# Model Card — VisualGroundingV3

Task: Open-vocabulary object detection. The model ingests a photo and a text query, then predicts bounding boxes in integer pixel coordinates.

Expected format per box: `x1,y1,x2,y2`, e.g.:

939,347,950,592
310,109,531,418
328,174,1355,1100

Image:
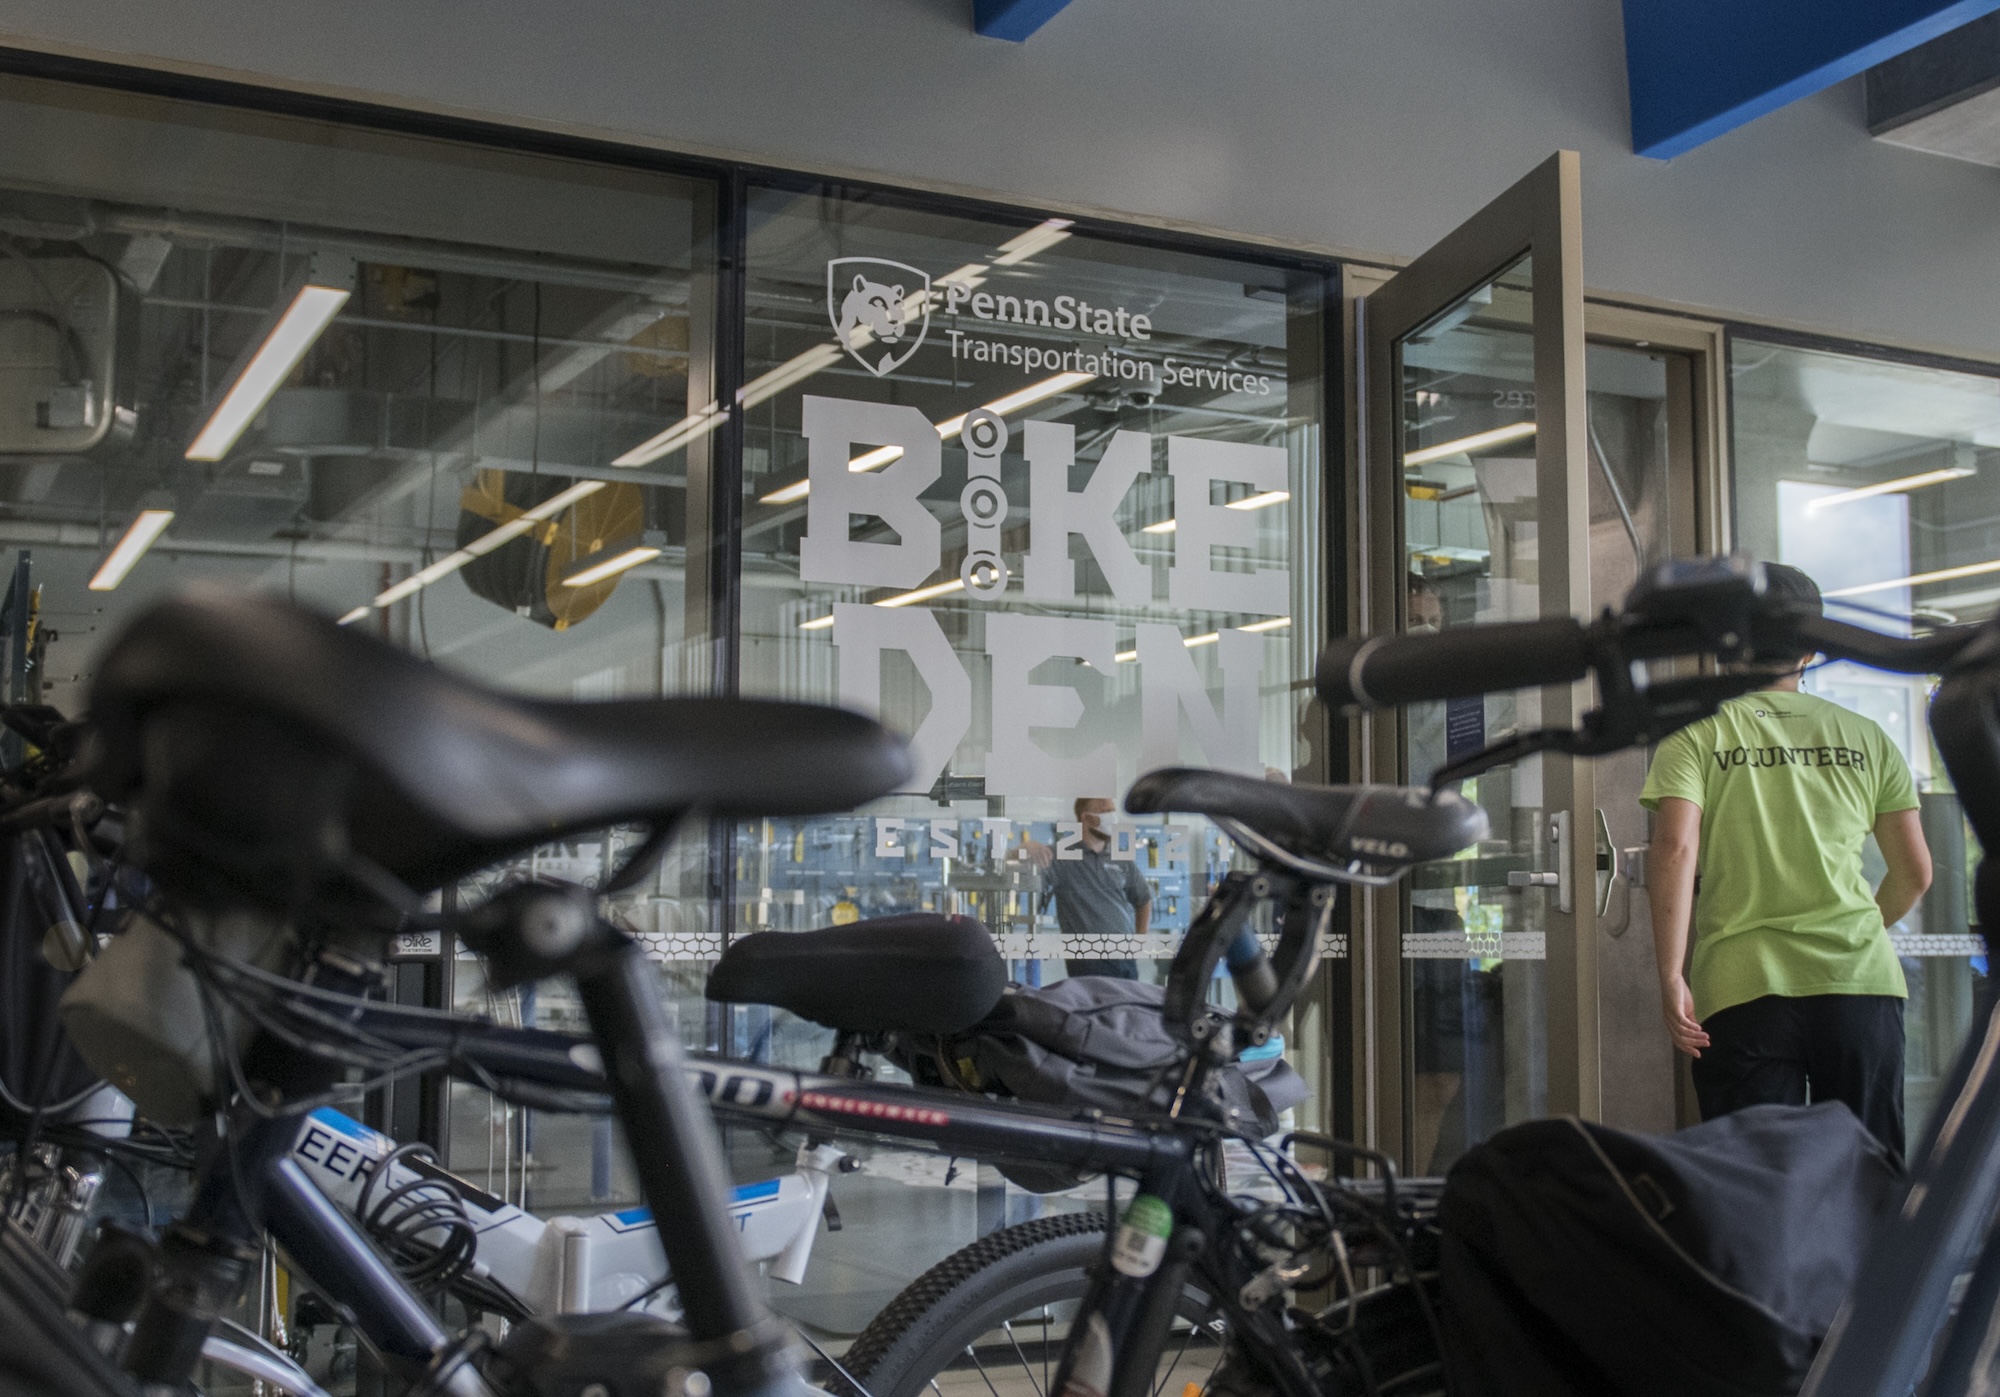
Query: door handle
1595,807,1617,920
1551,810,1573,914
1509,811,1576,912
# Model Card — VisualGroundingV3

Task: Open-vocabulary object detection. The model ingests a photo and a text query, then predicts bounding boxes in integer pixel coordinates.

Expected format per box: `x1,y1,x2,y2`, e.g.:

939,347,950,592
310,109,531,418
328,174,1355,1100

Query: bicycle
34,555,1985,1397
1315,553,2000,1396
22,590,1481,1397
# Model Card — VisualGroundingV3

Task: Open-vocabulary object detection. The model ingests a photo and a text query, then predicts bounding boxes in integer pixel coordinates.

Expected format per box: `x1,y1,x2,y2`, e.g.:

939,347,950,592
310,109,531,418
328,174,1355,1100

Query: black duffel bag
1439,1101,1897,1397
894,975,1309,1191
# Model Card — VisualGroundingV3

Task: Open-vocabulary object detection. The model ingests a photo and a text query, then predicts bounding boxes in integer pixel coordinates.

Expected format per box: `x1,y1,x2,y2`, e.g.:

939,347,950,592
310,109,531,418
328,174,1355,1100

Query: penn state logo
827,257,931,377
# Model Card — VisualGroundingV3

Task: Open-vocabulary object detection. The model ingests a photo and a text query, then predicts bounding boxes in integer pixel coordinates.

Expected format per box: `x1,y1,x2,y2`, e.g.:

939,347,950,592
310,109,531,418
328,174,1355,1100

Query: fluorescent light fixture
774,371,1099,501
1116,617,1290,661
992,219,1075,266
876,578,965,608
902,264,989,322
563,545,661,589
1805,466,1975,512
742,344,844,412
611,401,731,468
850,445,905,473
1826,559,2000,599
1226,490,1290,511
983,371,1095,416
1404,421,1536,467
1142,492,1286,535
760,478,812,505
614,224,1069,470
342,480,606,622
795,578,969,628
88,510,174,591
186,285,350,462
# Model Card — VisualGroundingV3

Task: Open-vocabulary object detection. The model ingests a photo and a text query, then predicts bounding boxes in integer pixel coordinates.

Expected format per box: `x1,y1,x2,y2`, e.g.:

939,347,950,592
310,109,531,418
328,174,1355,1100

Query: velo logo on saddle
828,258,931,377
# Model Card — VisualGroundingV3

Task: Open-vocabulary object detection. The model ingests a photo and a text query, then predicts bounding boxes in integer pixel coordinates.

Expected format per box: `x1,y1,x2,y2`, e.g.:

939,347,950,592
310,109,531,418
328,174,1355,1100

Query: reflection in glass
1399,258,1547,1173
734,185,1327,981
0,74,718,1215
1732,338,1995,1152
719,186,1331,1320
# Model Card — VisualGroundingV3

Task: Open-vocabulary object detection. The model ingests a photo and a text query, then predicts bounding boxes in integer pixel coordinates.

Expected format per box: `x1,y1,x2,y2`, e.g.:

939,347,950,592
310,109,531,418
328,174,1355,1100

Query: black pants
1691,993,1905,1165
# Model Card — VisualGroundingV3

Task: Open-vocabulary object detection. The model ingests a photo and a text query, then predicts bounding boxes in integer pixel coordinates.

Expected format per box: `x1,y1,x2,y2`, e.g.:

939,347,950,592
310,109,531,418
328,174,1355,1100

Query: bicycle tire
831,1210,1443,1397
832,1210,1211,1397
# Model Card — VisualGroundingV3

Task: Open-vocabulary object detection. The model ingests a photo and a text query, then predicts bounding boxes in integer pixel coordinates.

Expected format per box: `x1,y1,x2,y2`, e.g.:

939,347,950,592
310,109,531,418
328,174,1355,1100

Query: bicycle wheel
830,1211,1225,1397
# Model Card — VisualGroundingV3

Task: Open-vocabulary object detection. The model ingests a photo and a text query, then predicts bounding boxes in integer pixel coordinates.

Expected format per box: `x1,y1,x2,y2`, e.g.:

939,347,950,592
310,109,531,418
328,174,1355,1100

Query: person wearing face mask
1025,796,1154,979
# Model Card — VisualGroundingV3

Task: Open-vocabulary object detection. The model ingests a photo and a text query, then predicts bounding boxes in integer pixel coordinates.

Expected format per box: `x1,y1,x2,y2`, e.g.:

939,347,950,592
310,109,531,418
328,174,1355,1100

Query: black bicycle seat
87,591,912,895
1125,767,1487,868
705,913,1006,1035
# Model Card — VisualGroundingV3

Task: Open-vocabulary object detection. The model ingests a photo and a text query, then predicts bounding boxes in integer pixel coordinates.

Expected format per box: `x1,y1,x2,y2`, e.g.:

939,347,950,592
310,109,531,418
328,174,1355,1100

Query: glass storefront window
0,73,718,1210
718,184,1333,1295
1731,336,1993,1153
0,70,1341,1327
733,183,1329,986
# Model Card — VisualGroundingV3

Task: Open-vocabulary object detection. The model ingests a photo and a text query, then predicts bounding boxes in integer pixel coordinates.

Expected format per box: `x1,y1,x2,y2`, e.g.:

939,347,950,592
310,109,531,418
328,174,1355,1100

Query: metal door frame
1352,151,1591,1165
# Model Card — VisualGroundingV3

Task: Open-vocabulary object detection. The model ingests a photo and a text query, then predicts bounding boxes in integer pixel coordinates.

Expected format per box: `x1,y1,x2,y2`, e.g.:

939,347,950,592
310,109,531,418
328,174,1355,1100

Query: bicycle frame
109,837,1340,1397
121,988,1280,1392
1801,629,2000,1397
288,1105,842,1306
273,990,1319,1397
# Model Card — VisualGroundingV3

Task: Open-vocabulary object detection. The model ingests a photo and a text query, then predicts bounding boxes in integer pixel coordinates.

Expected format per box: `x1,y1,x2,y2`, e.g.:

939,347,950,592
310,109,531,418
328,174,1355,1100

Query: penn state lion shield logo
827,257,930,377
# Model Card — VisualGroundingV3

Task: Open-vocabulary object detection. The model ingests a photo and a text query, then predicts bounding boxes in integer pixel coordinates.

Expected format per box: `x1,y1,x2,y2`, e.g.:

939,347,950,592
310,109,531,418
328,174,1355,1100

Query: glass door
1360,153,1593,1171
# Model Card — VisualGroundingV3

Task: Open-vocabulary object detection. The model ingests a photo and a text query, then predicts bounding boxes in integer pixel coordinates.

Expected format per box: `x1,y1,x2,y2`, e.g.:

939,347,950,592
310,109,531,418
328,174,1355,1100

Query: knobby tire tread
833,1210,1109,1397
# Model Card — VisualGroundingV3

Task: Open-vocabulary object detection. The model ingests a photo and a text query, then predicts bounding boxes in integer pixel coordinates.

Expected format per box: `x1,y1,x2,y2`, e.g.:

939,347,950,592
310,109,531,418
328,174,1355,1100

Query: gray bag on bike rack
917,977,1309,1190
1439,1102,1897,1397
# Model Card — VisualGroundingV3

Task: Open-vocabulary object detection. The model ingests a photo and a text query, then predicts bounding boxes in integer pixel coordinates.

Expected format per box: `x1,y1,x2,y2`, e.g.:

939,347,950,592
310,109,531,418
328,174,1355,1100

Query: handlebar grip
1316,617,1592,709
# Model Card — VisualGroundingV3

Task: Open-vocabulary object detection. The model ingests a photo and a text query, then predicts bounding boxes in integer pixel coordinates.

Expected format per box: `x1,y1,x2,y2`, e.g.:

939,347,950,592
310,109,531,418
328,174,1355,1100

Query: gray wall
2,0,1996,356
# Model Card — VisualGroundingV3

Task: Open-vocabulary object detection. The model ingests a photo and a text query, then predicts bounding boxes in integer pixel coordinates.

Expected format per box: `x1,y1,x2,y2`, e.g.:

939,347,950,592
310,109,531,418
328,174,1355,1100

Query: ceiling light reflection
1403,421,1536,467
1805,466,1975,512
186,285,350,462
88,510,175,591
563,545,662,588
1826,559,2000,599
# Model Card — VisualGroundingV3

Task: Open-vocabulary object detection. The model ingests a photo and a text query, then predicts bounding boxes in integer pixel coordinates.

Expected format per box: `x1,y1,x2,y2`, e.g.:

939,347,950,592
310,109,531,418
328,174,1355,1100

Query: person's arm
1874,807,1933,930
1647,796,1710,1058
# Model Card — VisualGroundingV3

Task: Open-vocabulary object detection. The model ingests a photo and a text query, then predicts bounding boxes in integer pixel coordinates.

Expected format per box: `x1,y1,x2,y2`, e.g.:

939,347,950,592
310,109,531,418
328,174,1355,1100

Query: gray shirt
1043,843,1152,935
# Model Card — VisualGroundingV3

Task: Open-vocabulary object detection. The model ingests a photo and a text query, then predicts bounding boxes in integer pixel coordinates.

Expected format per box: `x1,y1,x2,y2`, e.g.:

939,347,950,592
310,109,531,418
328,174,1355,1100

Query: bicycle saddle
87,591,912,897
1125,767,1487,868
705,914,1006,1035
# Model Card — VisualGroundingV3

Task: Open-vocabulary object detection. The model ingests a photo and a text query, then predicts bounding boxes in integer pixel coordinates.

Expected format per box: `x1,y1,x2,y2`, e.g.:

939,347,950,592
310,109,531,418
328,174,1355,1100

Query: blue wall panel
974,0,1074,42
1624,0,2000,158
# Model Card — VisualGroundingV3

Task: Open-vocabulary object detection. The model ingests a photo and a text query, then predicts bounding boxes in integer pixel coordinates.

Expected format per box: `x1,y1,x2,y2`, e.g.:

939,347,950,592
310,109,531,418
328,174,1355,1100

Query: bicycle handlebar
1318,566,1982,715
1316,617,1591,709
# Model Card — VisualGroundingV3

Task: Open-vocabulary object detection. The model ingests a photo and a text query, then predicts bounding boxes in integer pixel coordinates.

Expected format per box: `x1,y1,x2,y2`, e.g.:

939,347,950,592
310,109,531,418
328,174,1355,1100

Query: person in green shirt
1640,564,1932,1163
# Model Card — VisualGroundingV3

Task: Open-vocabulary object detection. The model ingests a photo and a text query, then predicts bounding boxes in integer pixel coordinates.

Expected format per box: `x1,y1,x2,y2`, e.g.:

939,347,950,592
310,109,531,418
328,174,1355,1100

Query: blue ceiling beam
974,0,1073,42
1624,0,2000,158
